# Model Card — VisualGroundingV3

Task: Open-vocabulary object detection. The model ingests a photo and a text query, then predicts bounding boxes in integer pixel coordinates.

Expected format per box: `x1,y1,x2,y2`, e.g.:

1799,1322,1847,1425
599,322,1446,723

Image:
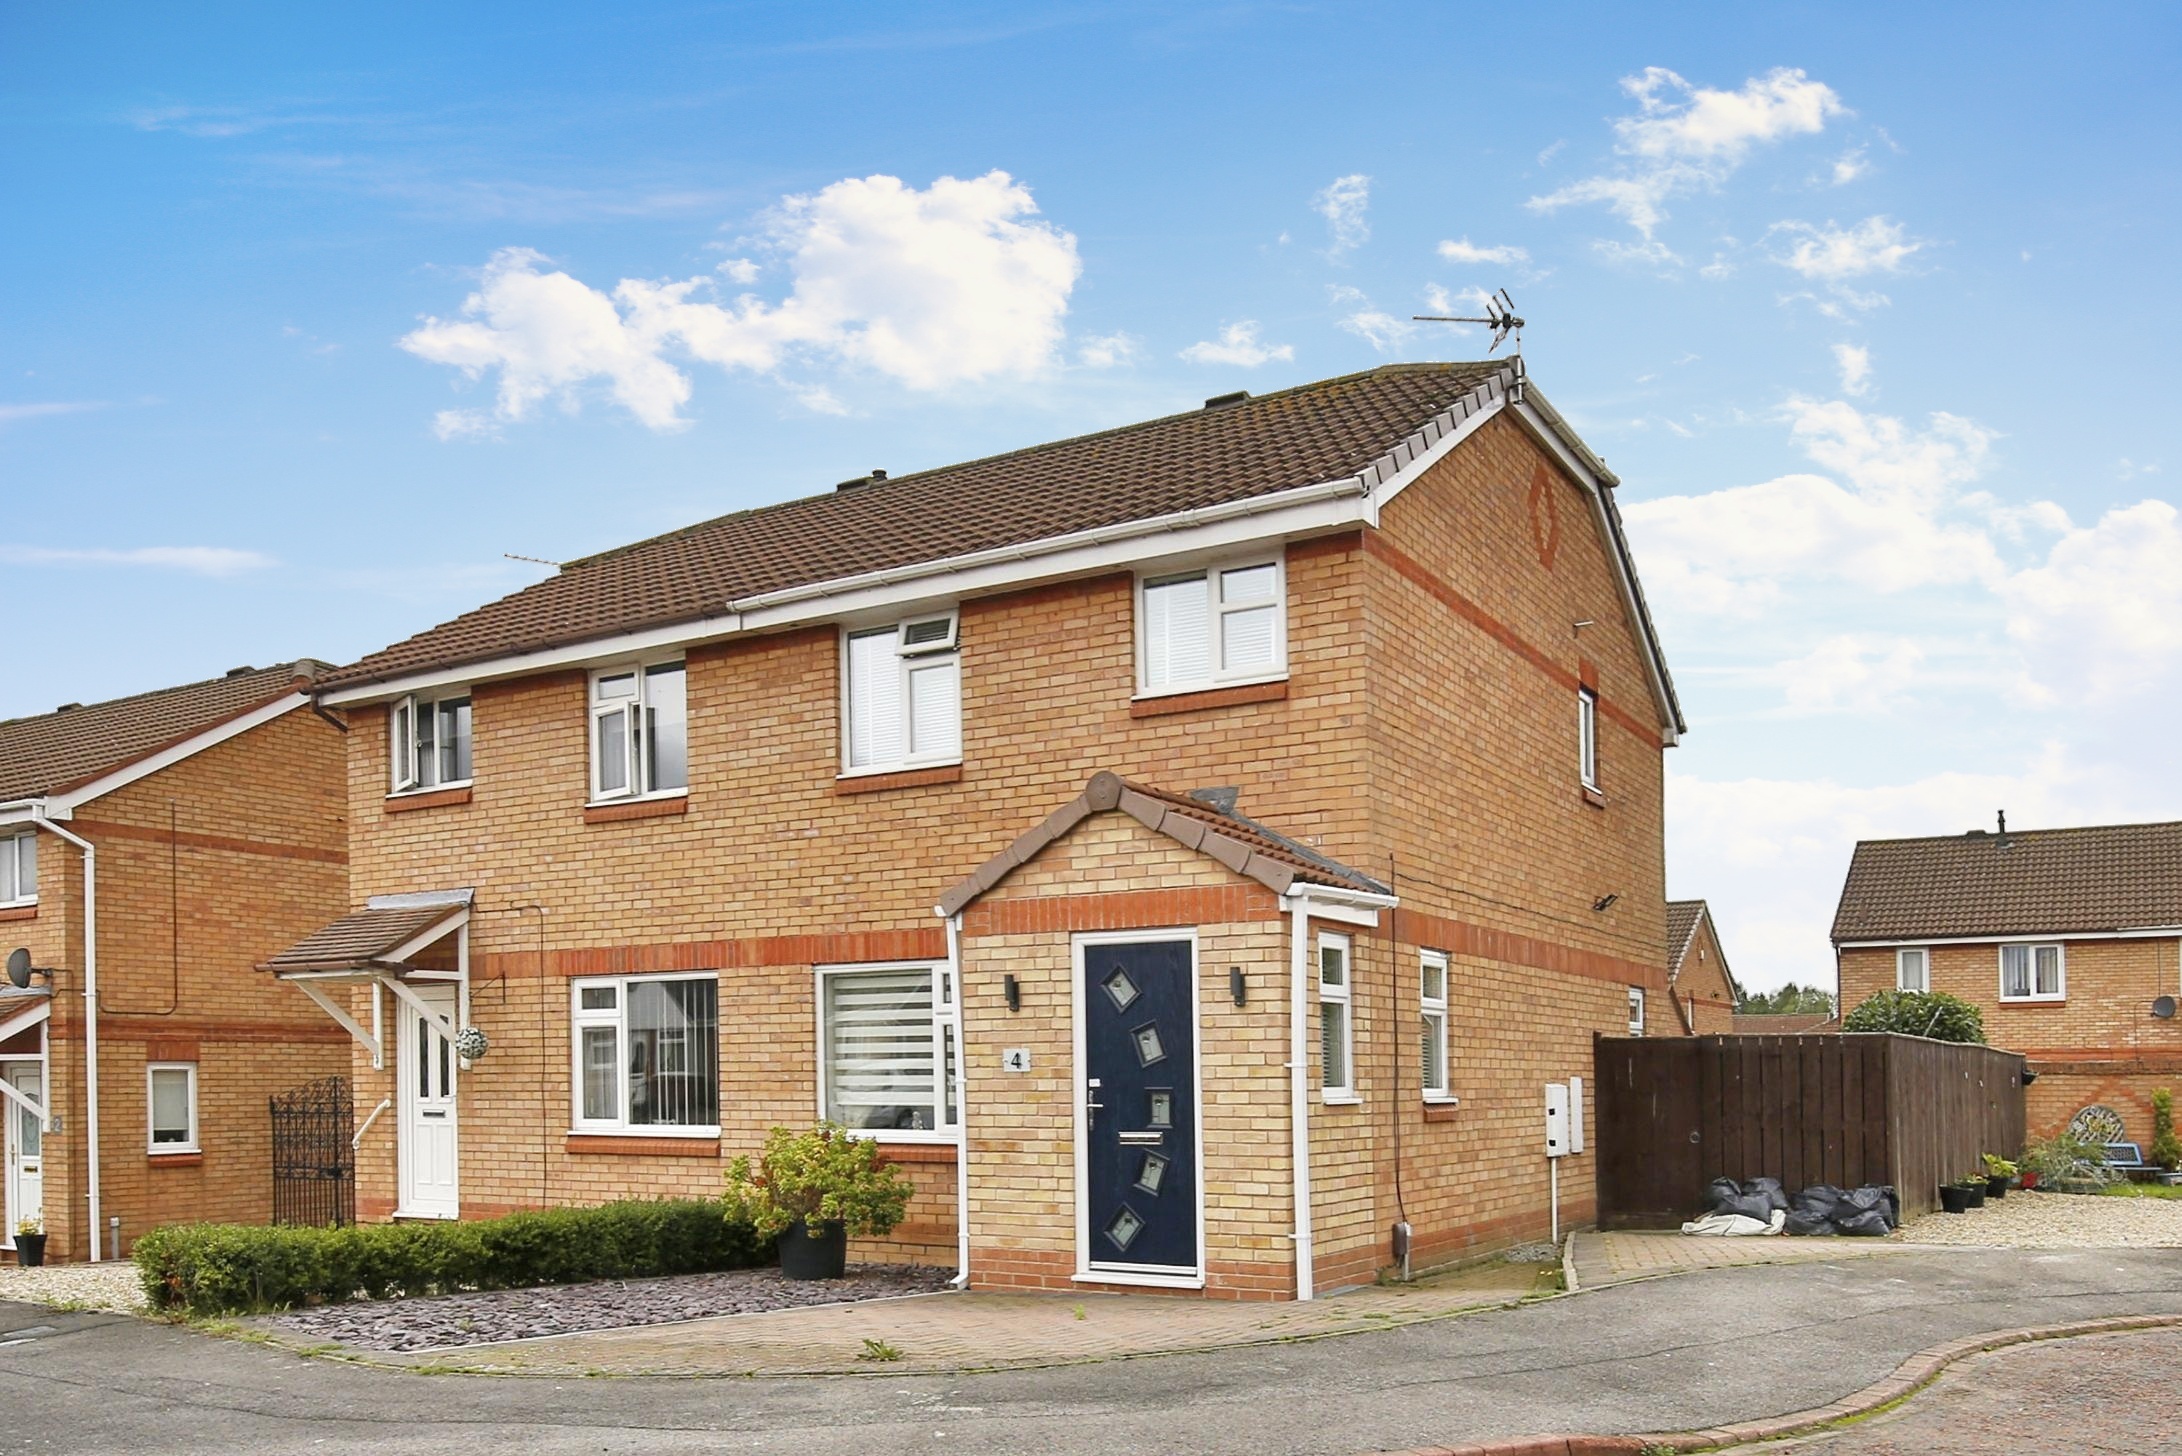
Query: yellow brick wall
1674,917,1738,1036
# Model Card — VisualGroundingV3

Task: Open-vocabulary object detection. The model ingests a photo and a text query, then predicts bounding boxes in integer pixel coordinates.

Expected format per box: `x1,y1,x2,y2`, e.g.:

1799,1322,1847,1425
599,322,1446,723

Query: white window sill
148,1145,200,1156
567,1126,721,1139
387,781,473,799
1320,1092,1362,1106
1074,1268,1205,1290
1422,1094,1459,1107
1131,671,1288,703
836,759,963,781
393,1208,460,1221
835,1126,961,1145
0,899,33,910
1999,995,2065,1005
584,790,689,810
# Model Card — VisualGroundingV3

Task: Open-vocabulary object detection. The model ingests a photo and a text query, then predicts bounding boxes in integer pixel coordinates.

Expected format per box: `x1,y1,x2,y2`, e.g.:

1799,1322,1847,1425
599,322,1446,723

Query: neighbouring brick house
1833,818,2182,1144
0,664,349,1263
1664,899,1737,1035
273,360,1685,1298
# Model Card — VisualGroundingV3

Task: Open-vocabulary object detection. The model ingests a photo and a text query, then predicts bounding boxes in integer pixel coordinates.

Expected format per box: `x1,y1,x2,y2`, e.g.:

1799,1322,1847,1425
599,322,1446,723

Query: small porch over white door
397,984,458,1219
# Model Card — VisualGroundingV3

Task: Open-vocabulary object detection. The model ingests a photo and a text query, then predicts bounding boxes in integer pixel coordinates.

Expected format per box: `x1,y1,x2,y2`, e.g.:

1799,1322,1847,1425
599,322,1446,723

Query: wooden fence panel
1594,1033,2028,1229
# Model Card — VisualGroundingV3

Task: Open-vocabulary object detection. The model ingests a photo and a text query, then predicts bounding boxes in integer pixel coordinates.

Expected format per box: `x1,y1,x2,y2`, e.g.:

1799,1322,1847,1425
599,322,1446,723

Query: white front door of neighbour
397,986,459,1218
4,1065,43,1248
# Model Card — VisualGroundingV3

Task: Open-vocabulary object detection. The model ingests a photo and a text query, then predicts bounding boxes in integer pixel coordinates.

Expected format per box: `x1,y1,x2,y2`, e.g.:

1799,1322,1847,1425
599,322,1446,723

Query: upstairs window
1420,950,1451,1101
1138,558,1285,696
570,973,719,1132
0,831,34,906
818,964,959,1139
591,661,687,801
390,693,472,793
1896,947,1929,993
2000,943,2064,1002
1578,688,1600,791
843,613,961,773
1318,931,1355,1100
1627,985,1646,1036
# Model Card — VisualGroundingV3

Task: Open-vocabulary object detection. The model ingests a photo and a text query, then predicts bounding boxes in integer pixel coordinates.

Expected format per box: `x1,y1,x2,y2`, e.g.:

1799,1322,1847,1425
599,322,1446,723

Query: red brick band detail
145,1037,200,1062
147,1152,203,1168
383,786,472,813
66,818,348,866
874,1143,959,1165
1422,1102,1462,1124
479,927,951,980
0,906,34,923
583,795,689,824
963,884,1283,937
1580,786,1607,810
564,1135,720,1157
833,764,964,796
1130,680,1290,718
1396,908,1668,992
1365,535,1663,749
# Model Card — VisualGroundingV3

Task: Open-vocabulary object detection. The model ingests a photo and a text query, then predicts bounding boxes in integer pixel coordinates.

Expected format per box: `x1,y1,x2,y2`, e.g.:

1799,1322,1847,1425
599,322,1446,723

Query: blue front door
1082,938,1198,1274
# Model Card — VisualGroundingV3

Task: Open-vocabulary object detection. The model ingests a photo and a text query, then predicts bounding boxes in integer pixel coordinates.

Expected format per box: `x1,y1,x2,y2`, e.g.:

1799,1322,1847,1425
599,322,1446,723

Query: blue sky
5,3,2179,987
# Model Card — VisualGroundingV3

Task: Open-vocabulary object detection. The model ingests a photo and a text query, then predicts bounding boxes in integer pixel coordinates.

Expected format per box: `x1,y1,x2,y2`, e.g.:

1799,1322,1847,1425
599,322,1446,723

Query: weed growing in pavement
858,1337,903,1362
1071,1303,1086,1321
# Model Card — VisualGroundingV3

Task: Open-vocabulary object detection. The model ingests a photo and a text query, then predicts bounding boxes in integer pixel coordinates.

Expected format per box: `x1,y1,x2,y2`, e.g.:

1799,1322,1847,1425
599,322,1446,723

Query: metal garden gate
270,1075,355,1227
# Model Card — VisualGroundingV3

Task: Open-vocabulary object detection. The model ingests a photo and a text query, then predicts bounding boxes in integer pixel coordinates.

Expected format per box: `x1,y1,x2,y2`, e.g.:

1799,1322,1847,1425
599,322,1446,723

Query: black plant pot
1939,1185,1972,1214
14,1233,46,1267
778,1218,848,1280
1961,1183,1986,1209
1986,1176,2009,1199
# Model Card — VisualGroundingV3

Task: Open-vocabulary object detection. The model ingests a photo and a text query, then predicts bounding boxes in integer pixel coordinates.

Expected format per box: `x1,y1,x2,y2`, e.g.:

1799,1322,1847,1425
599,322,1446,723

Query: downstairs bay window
570,973,719,1133
818,964,959,1139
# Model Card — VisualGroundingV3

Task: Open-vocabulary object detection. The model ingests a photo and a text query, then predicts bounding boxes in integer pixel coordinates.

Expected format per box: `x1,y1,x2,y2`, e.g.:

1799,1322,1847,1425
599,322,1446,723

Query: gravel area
0,1260,149,1313
260,1263,953,1352
1899,1188,2182,1247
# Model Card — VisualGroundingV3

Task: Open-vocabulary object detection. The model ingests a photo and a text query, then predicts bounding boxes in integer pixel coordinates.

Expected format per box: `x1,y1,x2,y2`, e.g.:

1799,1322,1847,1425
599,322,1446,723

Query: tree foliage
2152,1088,2181,1172
1841,989,1986,1044
724,1122,914,1241
1736,982,1836,1016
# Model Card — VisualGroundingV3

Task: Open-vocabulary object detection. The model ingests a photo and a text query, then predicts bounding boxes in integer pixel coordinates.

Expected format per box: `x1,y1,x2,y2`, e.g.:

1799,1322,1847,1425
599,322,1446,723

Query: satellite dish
5,948,30,989
2154,995,2177,1020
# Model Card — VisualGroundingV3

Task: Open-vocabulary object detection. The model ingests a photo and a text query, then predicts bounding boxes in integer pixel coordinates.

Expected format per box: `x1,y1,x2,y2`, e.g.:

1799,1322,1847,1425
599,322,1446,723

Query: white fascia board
41,692,310,818
0,800,45,827
322,480,1373,706
1354,371,1514,526
1838,927,2182,950
382,910,469,965
365,888,476,911
1280,885,1399,928
1508,398,1682,747
0,998,51,1047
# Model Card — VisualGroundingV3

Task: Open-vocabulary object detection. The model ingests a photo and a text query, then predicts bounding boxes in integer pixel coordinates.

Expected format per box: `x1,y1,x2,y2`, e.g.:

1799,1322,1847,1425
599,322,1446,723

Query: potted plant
1938,1179,1975,1214
13,1217,46,1267
724,1122,913,1281
2151,1089,2181,1176
1982,1154,2017,1199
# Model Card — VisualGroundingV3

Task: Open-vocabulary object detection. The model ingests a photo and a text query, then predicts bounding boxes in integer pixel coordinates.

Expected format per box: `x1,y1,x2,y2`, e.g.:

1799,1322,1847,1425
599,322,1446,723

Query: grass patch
857,1337,903,1362
2101,1182,2182,1198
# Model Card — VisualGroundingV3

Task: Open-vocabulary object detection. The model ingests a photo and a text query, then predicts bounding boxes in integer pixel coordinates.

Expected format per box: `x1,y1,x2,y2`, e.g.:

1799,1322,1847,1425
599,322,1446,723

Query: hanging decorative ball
453,1025,490,1061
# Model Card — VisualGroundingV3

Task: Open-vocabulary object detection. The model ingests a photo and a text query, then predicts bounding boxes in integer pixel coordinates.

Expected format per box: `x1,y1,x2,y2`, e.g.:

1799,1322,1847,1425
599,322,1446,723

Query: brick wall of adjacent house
1839,938,2182,1142
1673,918,1738,1035
10,705,348,1262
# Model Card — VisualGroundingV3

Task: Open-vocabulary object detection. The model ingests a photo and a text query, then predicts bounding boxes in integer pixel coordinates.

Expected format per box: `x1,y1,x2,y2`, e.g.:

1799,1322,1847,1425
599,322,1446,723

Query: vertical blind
825,970,942,1131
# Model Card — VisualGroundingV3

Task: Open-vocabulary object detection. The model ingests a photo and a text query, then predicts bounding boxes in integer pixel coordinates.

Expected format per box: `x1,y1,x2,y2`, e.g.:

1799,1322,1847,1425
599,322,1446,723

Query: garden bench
2100,1142,2167,1182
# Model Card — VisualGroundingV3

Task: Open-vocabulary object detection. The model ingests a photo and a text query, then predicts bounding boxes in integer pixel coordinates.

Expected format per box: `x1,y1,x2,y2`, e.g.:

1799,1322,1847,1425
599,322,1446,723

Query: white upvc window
1627,985,1646,1036
390,692,473,793
1578,688,1600,791
569,973,719,1133
842,612,961,774
1318,931,1355,1100
147,1063,198,1154
1137,556,1286,696
0,831,35,906
1420,949,1451,1102
2000,943,2064,1002
1896,947,1930,993
817,964,959,1141
589,660,687,802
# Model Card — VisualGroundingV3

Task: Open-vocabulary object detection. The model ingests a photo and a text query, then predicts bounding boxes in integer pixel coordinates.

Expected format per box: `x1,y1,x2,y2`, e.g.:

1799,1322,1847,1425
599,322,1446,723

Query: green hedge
135,1199,764,1316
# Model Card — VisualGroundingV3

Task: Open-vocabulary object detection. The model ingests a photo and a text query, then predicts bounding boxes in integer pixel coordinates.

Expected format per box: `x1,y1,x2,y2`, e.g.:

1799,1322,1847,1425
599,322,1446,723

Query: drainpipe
944,911,970,1289
1287,896,1315,1301
32,811,99,1262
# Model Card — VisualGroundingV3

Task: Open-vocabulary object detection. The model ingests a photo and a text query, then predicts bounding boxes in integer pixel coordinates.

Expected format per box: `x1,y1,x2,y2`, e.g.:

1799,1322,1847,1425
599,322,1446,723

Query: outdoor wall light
1592,893,1620,913
1230,967,1247,1006
1003,974,1021,1012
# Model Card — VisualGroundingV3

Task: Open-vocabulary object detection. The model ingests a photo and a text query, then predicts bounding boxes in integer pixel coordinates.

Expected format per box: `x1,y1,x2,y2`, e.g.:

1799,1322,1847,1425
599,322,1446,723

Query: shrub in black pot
14,1221,46,1267
725,1122,914,1281
1939,1184,1973,1214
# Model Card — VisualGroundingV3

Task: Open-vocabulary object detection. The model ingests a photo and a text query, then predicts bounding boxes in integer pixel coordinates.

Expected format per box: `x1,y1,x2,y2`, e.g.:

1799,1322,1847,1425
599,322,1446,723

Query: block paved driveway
5,1248,2182,1456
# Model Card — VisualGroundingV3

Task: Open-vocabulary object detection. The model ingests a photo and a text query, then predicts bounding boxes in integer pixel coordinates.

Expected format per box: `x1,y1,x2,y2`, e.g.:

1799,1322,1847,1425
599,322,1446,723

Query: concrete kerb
1372,1313,2182,1456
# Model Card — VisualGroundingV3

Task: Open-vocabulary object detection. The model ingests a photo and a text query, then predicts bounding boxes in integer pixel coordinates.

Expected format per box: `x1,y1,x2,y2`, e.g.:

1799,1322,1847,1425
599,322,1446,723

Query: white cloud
2003,500,2182,702
1313,174,1371,256
1770,634,1925,715
1830,147,1870,184
1435,237,1530,267
715,257,760,284
0,401,105,426
1179,321,1293,368
1771,215,1923,281
1531,67,1845,239
792,384,850,416
1327,285,1411,352
1783,395,1993,507
1423,283,1493,318
400,171,1082,432
1832,342,1872,397
1076,331,1139,368
1593,237,1683,269
431,408,496,441
0,544,273,576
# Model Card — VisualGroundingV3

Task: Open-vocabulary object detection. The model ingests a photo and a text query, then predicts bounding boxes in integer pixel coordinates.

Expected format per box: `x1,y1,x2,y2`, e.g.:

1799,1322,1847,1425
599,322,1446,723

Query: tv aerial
1413,289,1524,353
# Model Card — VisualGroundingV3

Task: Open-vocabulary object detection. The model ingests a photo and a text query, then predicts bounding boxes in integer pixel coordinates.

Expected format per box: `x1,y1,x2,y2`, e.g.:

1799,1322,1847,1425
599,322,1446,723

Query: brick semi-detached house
271,360,1686,1299
1833,817,2182,1144
0,664,348,1263
1665,899,1738,1035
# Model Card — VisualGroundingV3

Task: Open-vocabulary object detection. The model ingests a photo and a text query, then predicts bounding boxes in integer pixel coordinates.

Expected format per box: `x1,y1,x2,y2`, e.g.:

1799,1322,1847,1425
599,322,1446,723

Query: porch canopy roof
937,770,1387,918
259,900,465,978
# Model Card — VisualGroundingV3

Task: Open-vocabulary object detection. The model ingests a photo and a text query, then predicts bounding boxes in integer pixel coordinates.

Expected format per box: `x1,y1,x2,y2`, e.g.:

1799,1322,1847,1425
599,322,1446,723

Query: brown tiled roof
259,903,466,974
0,662,325,804
938,771,1386,917
1831,820,2182,942
1665,899,1707,973
322,363,1516,690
